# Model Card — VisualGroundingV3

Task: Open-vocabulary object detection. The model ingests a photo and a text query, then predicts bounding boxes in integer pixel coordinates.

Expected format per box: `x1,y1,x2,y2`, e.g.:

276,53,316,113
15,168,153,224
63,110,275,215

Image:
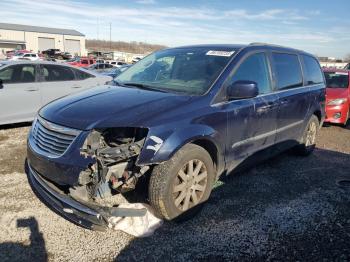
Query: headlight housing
327,98,347,106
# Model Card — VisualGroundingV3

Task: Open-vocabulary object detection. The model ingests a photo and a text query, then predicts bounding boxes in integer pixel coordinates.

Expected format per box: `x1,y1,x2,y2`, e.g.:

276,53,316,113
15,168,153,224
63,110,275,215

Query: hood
326,87,349,101
39,85,193,130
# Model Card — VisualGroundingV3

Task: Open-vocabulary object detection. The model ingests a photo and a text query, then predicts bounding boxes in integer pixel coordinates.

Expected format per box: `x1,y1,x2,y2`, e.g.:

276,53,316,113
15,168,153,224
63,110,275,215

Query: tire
149,144,215,220
294,115,319,156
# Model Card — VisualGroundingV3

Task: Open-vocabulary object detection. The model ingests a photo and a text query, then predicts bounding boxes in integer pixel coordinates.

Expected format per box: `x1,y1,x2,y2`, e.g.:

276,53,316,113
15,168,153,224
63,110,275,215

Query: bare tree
344,54,350,63
86,39,166,54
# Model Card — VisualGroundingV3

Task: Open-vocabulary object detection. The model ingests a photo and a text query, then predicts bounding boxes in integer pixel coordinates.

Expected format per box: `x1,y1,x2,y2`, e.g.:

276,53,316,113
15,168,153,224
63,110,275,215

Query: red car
6,49,31,59
67,57,95,68
323,69,350,126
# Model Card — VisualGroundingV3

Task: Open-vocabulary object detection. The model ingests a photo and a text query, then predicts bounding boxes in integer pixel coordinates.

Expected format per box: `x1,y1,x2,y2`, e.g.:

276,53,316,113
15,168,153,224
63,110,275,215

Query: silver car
0,61,112,125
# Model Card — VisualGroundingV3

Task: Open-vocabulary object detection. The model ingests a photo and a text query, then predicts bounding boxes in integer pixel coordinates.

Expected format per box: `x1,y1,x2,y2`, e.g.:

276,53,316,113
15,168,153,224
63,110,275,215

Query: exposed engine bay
70,127,150,204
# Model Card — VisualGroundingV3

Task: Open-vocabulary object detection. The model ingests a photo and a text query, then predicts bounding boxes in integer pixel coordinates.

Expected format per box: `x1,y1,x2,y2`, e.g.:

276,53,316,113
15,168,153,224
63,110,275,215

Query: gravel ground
0,123,349,261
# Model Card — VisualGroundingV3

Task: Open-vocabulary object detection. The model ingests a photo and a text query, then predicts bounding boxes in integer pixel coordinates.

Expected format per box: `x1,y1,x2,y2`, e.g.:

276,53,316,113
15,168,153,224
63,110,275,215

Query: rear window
302,55,324,85
324,72,349,88
272,53,303,90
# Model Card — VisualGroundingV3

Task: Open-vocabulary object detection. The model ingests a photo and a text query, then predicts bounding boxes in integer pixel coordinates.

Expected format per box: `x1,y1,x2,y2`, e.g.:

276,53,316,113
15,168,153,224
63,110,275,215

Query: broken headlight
76,127,149,199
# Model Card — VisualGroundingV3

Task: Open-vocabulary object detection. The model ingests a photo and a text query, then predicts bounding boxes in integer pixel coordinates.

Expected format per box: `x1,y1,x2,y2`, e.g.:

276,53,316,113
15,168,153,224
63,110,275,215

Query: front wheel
149,144,215,220
294,115,319,156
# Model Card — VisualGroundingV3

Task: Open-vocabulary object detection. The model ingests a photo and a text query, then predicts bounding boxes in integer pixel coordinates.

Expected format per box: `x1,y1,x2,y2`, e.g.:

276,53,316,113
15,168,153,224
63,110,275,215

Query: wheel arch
313,109,322,123
137,124,225,175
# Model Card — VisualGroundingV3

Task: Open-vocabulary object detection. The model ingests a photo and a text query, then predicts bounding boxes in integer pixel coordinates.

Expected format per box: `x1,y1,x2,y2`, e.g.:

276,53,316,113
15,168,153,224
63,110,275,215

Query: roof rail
249,42,269,46
248,42,304,52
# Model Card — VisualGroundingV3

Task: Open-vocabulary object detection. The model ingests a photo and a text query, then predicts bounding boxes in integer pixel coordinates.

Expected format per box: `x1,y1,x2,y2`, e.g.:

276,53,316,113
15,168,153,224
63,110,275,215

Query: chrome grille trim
31,116,81,157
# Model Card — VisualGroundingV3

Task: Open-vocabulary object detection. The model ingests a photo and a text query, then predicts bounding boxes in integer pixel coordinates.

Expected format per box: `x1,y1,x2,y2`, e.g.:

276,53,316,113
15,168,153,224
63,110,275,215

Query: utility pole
97,17,99,40
109,22,112,51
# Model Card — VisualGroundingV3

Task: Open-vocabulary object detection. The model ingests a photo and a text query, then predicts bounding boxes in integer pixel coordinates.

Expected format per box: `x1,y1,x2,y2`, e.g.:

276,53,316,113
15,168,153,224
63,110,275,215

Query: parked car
42,49,72,60
95,59,106,64
0,61,112,125
68,57,95,67
107,60,128,67
10,53,41,61
6,49,31,59
131,57,142,63
25,44,325,230
87,63,114,72
101,64,131,78
323,69,350,125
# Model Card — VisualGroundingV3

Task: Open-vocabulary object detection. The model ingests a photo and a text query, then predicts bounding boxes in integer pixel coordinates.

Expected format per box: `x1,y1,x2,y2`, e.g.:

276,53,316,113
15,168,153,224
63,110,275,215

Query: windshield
116,47,236,95
324,72,349,88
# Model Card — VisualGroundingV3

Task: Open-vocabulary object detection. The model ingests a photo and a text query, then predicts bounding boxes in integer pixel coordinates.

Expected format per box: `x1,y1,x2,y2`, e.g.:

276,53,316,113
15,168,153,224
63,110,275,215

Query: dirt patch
0,134,9,142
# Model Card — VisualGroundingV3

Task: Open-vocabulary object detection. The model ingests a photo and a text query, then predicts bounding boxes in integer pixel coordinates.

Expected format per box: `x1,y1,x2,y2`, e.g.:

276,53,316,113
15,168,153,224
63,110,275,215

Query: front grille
31,117,81,156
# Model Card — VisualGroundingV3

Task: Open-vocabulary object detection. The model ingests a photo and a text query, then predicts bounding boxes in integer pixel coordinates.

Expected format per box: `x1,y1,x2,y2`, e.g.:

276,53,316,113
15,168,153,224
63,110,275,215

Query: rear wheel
149,144,215,220
294,115,319,156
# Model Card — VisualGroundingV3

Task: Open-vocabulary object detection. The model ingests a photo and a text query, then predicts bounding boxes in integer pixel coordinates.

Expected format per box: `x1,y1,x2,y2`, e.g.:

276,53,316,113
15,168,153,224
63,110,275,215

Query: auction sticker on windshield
206,50,235,57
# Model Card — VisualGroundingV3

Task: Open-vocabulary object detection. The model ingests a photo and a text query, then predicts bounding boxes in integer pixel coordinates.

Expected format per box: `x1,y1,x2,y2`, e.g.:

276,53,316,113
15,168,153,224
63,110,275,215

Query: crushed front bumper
25,160,147,231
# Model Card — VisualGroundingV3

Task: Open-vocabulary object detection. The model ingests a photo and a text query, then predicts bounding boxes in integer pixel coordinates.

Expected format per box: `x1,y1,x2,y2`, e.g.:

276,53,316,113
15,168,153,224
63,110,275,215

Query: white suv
10,53,41,61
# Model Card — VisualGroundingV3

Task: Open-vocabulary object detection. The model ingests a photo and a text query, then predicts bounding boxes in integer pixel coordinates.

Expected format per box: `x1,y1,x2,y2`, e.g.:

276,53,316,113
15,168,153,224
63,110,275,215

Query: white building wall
0,29,25,41
0,29,86,55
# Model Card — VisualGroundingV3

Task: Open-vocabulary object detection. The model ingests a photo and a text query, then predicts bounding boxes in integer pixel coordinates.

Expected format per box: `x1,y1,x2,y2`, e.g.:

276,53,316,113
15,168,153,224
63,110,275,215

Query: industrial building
0,23,86,56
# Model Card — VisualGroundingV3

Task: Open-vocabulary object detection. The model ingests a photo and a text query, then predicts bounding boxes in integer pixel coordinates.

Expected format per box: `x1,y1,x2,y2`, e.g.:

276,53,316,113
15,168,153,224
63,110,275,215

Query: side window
0,66,15,83
42,65,75,81
0,65,36,83
73,68,94,80
272,53,303,90
302,55,324,85
229,52,272,94
81,60,88,65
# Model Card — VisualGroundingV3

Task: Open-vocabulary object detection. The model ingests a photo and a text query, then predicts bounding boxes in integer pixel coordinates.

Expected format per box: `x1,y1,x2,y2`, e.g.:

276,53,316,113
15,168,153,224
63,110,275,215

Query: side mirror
0,79,3,89
227,80,259,100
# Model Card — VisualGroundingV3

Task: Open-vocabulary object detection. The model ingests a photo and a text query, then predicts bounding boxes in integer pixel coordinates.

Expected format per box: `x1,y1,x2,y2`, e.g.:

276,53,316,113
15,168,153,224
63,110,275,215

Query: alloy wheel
305,121,317,146
172,159,208,212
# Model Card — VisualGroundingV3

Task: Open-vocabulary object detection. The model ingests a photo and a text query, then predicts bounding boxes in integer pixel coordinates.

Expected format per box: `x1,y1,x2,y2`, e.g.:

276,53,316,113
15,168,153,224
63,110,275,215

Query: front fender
136,124,220,165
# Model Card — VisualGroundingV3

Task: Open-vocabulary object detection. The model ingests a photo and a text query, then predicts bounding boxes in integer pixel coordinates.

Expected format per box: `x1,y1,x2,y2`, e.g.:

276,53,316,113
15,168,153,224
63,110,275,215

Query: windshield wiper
113,80,126,86
122,82,167,93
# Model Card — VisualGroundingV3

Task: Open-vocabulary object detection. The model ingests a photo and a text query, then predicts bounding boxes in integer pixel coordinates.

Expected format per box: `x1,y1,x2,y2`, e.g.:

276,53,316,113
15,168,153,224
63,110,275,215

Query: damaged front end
73,127,151,203
26,126,154,230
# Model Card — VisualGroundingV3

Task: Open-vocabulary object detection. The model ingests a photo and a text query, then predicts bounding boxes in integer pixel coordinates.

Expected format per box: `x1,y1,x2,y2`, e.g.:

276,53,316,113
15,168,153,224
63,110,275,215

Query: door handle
256,103,278,113
280,99,289,106
25,87,39,92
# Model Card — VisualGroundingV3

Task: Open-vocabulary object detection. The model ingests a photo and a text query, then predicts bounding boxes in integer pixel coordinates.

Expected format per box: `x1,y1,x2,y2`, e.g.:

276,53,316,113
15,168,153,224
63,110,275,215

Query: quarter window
302,55,324,85
229,53,272,94
272,53,303,90
0,65,36,83
73,68,94,80
42,65,75,81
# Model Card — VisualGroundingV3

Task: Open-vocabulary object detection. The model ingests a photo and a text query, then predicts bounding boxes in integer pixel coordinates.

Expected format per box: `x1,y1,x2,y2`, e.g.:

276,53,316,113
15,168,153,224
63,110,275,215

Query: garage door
64,39,80,56
38,37,55,52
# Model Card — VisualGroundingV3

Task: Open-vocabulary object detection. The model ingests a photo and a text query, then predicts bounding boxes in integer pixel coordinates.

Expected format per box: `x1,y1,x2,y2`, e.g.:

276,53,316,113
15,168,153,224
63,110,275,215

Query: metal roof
0,23,84,37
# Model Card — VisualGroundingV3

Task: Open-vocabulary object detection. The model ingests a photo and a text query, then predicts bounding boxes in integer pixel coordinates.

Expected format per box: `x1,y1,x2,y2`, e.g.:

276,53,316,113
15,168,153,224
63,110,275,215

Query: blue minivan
25,43,325,230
